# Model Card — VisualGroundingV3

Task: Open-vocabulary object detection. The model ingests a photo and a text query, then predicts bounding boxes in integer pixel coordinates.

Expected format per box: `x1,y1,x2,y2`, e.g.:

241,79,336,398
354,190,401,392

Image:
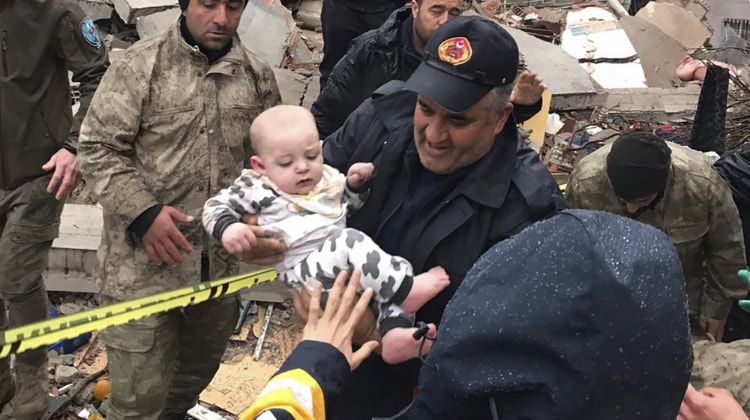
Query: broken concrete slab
656,0,708,20
297,0,322,31
301,75,320,110
619,16,685,88
112,0,178,25
291,37,315,65
55,365,79,385
78,0,114,21
238,0,297,67
272,67,307,105
504,25,597,97
550,85,702,112
636,1,711,50
136,7,180,39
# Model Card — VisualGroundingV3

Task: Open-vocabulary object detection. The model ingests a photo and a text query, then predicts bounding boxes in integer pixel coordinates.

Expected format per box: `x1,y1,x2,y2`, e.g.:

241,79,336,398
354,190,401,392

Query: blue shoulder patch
80,17,101,49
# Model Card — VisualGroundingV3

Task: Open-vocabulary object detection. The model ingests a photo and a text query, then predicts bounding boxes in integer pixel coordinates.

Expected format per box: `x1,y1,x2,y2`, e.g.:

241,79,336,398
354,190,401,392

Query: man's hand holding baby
347,162,374,189
222,222,258,255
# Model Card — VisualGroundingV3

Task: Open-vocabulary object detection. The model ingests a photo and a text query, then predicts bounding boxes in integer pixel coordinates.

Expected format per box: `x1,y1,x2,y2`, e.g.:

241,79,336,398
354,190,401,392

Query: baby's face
256,129,324,196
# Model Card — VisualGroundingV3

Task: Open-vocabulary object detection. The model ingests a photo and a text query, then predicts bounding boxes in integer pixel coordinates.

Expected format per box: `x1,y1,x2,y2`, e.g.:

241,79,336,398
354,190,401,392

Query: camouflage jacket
567,142,748,320
691,339,750,415
78,23,281,300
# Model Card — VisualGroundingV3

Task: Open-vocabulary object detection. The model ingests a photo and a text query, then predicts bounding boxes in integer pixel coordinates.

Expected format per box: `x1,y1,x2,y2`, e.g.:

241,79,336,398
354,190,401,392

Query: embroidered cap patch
81,17,101,49
437,37,472,66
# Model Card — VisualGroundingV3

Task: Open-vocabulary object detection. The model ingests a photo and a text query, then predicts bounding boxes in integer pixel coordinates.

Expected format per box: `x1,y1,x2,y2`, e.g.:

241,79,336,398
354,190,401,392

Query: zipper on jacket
1,31,7,77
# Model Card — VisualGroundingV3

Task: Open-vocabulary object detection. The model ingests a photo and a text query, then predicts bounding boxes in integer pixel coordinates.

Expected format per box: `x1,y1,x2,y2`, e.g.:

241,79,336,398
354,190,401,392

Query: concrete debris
55,365,79,385
635,1,712,50
618,16,685,88
135,7,180,39
296,0,322,31
111,0,178,25
656,0,709,20
706,0,750,48
237,0,298,67
77,0,114,21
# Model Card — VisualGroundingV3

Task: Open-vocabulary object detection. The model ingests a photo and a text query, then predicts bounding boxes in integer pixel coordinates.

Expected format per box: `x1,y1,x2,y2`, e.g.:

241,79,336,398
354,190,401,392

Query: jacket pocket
99,321,157,353
220,103,259,158
8,222,59,244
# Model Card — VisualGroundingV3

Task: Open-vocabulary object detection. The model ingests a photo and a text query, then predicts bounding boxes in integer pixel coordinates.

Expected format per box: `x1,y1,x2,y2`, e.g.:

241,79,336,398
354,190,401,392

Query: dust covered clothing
567,141,748,320
79,22,281,301
0,0,107,417
203,165,417,332
691,339,750,415
78,20,281,420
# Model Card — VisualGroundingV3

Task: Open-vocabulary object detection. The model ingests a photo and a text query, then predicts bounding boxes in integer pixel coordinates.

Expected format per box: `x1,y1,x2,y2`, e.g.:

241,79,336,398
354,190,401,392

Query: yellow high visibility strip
0,268,277,358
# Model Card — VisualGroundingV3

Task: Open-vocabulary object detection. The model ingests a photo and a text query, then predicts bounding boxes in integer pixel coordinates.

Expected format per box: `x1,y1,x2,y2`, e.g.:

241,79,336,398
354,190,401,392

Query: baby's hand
222,222,258,255
347,162,375,189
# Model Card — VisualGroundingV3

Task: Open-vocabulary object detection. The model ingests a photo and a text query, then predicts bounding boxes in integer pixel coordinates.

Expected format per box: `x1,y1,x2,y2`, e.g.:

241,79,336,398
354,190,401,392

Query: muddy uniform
203,166,415,333
0,0,107,418
567,142,748,322
78,21,280,419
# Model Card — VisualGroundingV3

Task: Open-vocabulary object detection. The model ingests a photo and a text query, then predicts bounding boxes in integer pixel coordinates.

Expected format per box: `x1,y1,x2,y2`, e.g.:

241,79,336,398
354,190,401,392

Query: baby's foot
400,266,450,313
381,324,437,365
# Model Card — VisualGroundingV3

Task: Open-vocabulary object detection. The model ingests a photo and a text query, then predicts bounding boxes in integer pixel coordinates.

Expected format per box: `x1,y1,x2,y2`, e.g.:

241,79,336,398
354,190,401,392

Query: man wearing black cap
567,132,748,343
309,15,565,418
78,1,281,418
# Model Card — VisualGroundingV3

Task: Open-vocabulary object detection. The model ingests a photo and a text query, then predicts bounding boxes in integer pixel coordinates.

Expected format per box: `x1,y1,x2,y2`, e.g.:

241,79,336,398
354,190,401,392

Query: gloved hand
736,269,750,312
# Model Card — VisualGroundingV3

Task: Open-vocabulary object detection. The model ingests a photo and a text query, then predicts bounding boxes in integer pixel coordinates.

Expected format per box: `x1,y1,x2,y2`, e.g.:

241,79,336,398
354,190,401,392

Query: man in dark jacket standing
318,0,401,92
319,16,565,418
0,0,108,418
312,1,546,138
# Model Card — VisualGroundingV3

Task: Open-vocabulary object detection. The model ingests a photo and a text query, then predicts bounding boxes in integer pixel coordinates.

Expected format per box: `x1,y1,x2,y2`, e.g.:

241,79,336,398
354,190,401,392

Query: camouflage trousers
99,272,239,420
691,339,750,415
0,175,64,419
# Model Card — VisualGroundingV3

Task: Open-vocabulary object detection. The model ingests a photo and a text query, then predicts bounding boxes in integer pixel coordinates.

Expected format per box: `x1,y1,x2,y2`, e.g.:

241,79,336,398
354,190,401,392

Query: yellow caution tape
0,268,277,358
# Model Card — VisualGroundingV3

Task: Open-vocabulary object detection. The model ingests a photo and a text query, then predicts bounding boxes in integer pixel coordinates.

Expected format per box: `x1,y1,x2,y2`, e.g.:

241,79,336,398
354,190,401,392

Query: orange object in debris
88,415,106,420
92,378,111,401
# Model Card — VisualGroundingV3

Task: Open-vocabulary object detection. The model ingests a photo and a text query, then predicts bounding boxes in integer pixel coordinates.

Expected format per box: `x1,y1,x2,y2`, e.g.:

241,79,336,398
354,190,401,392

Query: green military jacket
568,142,748,320
79,23,281,301
0,0,108,189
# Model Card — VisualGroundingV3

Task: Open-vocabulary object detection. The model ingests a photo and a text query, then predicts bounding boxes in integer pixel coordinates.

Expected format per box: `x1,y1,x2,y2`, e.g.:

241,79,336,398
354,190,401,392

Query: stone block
77,0,114,21
136,7,181,39
238,0,297,67
297,0,322,31
55,365,79,385
111,0,178,25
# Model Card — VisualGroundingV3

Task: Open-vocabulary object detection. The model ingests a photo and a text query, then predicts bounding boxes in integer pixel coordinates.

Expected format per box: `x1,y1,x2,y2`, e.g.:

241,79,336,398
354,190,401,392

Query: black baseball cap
403,16,519,113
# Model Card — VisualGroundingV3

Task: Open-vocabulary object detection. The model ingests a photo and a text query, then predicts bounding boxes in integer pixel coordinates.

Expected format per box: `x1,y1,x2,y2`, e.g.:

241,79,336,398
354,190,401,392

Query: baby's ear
250,155,266,174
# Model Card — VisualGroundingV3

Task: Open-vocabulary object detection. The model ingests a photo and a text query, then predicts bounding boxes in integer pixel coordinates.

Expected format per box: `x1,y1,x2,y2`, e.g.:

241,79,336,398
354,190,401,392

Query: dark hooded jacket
312,7,542,139
401,210,693,419
0,0,108,189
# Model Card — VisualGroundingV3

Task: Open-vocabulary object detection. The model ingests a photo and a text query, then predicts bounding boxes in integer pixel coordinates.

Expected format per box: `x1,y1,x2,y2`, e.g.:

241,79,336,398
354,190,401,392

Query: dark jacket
0,0,108,189
322,81,566,418
313,8,542,139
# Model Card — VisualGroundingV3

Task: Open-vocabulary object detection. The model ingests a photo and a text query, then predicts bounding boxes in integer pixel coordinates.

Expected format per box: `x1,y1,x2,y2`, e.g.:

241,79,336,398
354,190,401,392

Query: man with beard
0,0,107,417
312,0,546,138
78,0,281,418
567,132,748,343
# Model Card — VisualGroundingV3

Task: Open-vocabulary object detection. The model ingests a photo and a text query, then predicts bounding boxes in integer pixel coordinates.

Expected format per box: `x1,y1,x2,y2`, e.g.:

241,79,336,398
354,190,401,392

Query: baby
202,105,449,364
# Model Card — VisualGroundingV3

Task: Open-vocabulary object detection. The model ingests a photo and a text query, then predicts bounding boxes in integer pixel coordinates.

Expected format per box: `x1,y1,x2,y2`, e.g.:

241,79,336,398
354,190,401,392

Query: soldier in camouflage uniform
0,0,108,418
78,0,281,418
567,132,748,343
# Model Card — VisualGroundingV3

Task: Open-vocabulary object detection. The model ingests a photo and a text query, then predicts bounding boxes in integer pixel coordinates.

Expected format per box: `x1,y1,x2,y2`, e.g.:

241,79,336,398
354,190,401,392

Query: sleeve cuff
277,340,351,398
512,99,543,124
213,214,241,241
127,204,163,237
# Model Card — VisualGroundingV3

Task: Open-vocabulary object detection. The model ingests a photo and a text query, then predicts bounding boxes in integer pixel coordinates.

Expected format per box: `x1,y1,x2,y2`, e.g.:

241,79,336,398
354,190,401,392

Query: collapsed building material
636,1,712,50
238,0,298,67
135,7,180,39
618,16,685,88
111,0,178,25
77,0,114,21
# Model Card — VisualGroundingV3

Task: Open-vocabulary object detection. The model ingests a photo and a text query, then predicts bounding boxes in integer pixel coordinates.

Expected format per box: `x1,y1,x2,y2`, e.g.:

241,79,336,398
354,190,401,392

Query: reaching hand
678,384,748,420
142,206,194,266
699,316,727,343
42,149,82,200
510,70,547,106
239,214,287,264
302,270,380,370
221,222,258,255
346,163,375,189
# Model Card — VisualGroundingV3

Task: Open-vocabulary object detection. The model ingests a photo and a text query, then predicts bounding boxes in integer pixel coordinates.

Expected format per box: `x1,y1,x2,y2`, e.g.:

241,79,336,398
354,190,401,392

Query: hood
399,210,692,419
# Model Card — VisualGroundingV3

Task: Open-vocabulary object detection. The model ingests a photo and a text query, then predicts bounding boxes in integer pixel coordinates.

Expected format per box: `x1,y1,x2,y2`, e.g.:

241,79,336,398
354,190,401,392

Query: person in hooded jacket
241,209,694,419
312,2,546,138
0,0,108,417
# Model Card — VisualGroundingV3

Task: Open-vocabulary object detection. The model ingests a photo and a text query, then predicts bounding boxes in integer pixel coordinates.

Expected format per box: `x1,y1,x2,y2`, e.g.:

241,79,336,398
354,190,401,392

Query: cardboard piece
200,356,280,415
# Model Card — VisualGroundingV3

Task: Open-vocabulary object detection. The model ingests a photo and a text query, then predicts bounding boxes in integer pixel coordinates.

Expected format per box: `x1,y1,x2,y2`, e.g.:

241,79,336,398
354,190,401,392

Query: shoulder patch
80,17,101,49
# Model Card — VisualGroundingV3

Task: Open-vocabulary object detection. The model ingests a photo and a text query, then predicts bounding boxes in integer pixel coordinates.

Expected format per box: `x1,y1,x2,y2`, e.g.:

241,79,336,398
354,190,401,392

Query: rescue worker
78,0,281,418
0,0,107,417
243,210,693,419
567,132,748,342
312,1,546,138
